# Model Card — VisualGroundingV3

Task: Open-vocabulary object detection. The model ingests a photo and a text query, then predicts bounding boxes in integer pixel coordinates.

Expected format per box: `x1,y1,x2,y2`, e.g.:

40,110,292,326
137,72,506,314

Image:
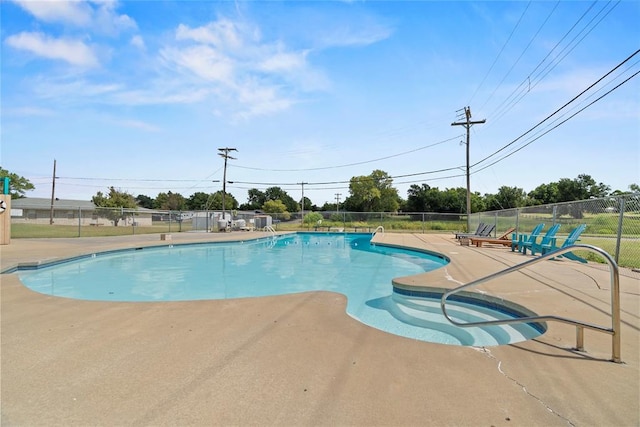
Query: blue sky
2,0,639,207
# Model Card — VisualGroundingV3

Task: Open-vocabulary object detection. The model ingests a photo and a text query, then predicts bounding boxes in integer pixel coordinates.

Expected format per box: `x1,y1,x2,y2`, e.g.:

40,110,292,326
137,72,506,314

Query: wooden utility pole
218,148,237,228
451,107,485,232
298,182,308,224
335,193,342,214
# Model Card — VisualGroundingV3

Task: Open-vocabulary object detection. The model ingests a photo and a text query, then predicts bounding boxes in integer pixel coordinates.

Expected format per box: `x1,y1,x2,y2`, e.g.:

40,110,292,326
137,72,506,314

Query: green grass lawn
573,235,639,269
11,222,193,238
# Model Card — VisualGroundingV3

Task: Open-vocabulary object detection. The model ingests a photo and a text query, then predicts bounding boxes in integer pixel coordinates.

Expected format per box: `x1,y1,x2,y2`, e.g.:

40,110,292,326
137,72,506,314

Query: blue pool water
16,233,544,346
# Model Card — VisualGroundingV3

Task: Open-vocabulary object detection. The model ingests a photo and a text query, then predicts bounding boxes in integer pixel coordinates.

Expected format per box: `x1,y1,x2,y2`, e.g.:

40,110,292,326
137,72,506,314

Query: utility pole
49,159,57,225
335,193,342,214
298,182,308,225
218,148,237,229
451,106,485,232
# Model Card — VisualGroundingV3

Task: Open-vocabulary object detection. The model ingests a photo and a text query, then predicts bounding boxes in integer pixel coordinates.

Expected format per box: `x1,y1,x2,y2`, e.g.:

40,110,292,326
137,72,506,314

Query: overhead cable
472,66,639,175
231,135,463,172
472,48,639,169
467,1,532,105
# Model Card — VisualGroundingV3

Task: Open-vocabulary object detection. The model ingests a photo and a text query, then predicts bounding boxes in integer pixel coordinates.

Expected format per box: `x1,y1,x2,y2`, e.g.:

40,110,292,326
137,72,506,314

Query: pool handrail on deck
441,244,622,363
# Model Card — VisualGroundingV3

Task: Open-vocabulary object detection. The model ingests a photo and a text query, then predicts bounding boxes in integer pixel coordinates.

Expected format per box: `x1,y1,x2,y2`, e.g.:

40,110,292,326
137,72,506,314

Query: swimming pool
15,232,544,346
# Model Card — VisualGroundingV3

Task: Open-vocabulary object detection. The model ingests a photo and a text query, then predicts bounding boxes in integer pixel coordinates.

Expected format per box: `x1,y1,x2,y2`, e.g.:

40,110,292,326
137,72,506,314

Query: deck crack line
476,347,576,427
443,268,464,286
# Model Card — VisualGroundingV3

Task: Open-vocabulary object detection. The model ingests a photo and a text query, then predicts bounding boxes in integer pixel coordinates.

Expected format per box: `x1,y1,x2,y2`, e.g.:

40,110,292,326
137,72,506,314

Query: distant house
11,197,152,226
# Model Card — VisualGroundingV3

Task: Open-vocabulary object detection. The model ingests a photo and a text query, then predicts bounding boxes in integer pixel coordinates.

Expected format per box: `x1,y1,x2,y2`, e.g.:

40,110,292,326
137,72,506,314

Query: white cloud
319,25,392,48
116,119,161,132
5,32,99,68
92,1,137,35
233,80,296,120
32,77,121,100
160,45,235,83
110,86,212,106
175,19,247,50
162,18,327,119
258,50,308,73
1,106,56,117
11,0,137,35
130,35,145,50
11,0,93,26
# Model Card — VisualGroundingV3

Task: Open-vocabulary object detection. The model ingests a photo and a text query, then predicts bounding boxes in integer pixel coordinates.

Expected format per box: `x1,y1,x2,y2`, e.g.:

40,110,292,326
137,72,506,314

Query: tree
406,184,443,212
240,188,266,211
221,193,239,210
487,186,527,210
92,187,138,226
135,194,154,209
198,191,238,210
611,183,640,196
528,182,560,205
0,167,35,198
262,199,291,220
556,174,610,202
301,196,314,212
437,187,484,213
187,192,212,210
264,187,298,212
344,170,399,212
154,191,186,210
319,201,338,211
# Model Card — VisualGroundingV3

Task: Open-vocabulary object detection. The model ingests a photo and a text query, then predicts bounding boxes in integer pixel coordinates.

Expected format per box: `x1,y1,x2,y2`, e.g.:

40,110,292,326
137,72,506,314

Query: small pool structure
14,233,545,346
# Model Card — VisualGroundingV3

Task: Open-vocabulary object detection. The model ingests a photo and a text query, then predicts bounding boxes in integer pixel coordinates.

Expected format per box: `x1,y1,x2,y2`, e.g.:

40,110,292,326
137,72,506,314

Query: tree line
1,167,637,216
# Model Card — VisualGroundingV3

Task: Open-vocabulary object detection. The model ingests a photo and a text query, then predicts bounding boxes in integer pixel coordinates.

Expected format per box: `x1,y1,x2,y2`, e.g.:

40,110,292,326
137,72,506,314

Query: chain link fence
9,194,639,271
470,194,640,272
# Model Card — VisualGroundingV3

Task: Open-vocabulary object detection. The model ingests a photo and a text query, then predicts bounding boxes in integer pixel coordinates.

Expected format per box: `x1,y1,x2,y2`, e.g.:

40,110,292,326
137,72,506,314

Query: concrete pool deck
1,231,638,426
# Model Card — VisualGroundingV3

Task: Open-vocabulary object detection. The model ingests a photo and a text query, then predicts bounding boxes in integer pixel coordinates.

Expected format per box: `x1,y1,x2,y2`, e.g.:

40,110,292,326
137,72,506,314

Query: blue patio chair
512,223,545,253
523,223,561,255
542,224,588,263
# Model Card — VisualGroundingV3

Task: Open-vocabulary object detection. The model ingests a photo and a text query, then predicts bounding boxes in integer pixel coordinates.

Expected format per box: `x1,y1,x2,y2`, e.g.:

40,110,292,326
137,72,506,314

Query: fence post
78,207,82,237
552,205,557,225
422,213,425,234
515,208,520,234
615,196,625,264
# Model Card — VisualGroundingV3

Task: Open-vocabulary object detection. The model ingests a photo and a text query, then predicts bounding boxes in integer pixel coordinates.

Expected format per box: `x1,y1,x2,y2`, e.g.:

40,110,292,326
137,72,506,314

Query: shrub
303,212,323,225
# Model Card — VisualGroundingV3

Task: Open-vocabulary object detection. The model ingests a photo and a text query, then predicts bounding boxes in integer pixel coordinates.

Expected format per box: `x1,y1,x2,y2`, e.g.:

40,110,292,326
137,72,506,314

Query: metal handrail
263,225,276,237
440,244,621,363
373,225,385,236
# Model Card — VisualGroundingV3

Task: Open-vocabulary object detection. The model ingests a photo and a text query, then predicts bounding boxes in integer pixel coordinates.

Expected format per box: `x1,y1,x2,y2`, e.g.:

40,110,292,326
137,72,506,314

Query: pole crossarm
451,119,487,127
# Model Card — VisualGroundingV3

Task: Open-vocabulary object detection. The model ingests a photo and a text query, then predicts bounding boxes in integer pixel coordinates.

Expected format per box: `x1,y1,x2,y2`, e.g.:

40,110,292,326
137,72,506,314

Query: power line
468,1,532,106
231,135,462,172
472,63,639,175
58,177,209,182
472,48,639,169
490,1,620,124
478,0,561,112
486,1,598,121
